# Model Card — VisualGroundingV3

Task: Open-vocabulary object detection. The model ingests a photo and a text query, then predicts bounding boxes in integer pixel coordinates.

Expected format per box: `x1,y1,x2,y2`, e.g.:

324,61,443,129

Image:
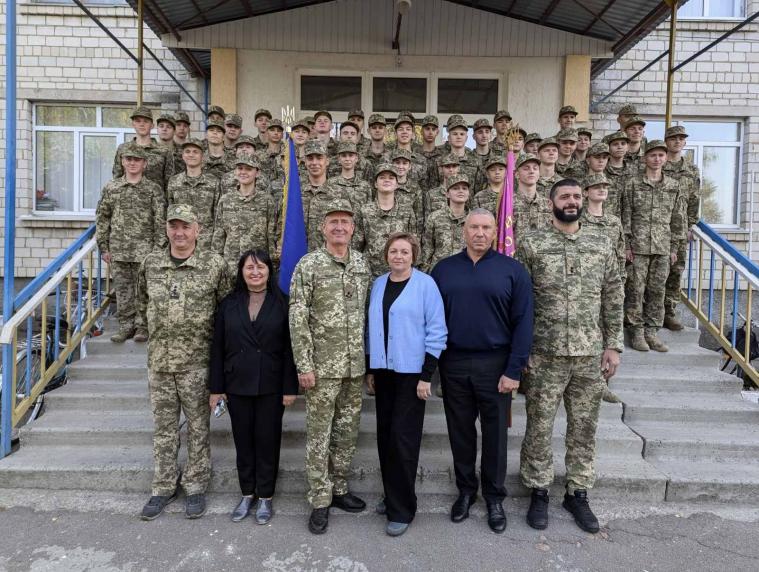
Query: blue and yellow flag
277,136,307,295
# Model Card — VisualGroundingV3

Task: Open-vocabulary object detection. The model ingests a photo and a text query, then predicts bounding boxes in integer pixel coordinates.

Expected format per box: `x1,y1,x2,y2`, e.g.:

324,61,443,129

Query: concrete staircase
0,319,756,505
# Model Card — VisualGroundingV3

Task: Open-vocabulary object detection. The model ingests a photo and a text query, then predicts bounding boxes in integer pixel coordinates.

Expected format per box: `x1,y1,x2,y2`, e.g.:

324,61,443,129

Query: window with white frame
33,104,151,214
646,119,743,227
678,0,744,19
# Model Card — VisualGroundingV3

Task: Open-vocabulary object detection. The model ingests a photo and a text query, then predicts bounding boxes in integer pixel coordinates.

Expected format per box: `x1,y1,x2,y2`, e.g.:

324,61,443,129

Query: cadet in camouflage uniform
212,154,278,273
301,140,343,250
517,178,623,534
555,128,582,177
353,164,417,277
138,204,233,521
203,119,235,180
392,116,429,188
622,140,685,353
207,105,225,123
220,135,271,195
623,116,647,169
512,154,552,243
156,113,178,167
582,174,626,283
537,137,562,197
113,106,173,195
524,133,542,156
603,131,631,219
392,148,424,232
421,174,469,272
574,127,592,163
348,110,370,153
363,114,390,169
663,126,701,331
328,121,374,183
223,113,243,153
472,118,496,169
472,154,506,217
166,138,221,250
327,141,373,210
557,105,578,130
97,144,166,343
289,200,372,535
173,111,191,147
312,110,339,157
433,116,482,193
252,108,271,152
257,118,287,192
570,141,610,185
616,104,638,131
419,115,443,177
490,109,512,154
424,153,460,225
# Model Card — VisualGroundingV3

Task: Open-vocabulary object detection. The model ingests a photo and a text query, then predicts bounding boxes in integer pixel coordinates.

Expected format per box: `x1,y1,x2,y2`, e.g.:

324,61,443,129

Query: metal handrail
682,220,759,387
0,228,112,457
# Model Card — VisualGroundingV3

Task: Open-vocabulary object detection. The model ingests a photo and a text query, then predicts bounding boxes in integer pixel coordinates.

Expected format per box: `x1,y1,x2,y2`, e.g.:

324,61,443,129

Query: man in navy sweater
431,208,534,533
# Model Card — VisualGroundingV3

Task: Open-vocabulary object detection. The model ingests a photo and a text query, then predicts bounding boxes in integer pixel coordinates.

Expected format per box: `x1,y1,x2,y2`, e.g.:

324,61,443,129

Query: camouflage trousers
148,368,211,496
111,261,145,332
520,354,605,493
664,242,687,316
304,375,363,508
624,253,670,334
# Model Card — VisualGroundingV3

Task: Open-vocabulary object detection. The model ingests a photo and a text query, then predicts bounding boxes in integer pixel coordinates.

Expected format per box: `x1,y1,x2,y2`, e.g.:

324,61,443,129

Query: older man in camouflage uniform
289,199,372,535
113,106,173,194
622,140,685,352
98,143,166,343
137,204,233,521
517,178,623,534
663,125,701,331
421,174,469,272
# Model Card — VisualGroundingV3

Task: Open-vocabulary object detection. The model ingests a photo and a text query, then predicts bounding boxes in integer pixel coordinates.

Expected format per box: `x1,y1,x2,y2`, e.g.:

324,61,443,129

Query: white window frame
32,104,145,215
367,71,432,119
678,0,745,20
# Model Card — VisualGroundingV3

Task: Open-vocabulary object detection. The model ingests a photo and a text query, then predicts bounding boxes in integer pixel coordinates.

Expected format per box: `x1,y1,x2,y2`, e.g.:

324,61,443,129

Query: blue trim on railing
13,225,95,312
697,220,759,280
708,249,715,322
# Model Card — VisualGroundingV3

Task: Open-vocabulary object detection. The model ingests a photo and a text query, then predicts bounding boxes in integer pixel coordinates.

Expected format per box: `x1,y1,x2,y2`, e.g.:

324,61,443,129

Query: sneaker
140,491,177,520
645,334,669,353
562,490,600,533
386,521,409,537
110,328,135,343
663,314,684,331
308,507,329,534
526,488,549,530
629,331,649,352
133,329,149,343
185,493,207,519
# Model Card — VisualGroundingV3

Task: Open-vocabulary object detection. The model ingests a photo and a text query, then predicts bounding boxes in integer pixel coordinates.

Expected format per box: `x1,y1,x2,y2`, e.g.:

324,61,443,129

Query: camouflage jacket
202,150,236,180
113,138,173,192
257,144,286,187
396,179,424,233
516,224,624,356
581,210,626,280
473,188,499,217
421,207,467,272
363,146,390,169
663,157,701,228
301,177,344,251
166,172,221,250
537,172,562,197
604,163,631,220
327,156,375,185
423,185,449,227
326,175,373,212
624,145,645,169
252,134,268,152
431,148,481,193
211,187,278,271
353,198,418,277
289,247,371,378
513,187,552,243
96,176,166,262
555,158,583,178
137,248,233,372
621,172,685,255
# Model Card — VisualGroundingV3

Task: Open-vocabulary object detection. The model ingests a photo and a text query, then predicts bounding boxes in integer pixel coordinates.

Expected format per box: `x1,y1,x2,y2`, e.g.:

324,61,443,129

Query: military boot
562,490,600,533
110,327,135,343
629,330,649,352
663,313,684,331
645,332,669,353
601,388,621,403
133,329,149,343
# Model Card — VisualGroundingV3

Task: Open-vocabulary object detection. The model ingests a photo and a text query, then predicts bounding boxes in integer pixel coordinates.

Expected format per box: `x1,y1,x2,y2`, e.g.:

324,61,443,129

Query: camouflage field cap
644,139,668,154
225,113,243,127
205,119,226,133
167,203,198,224
390,148,413,162
368,113,386,126
446,174,470,190
394,116,414,129
587,142,610,156
559,105,578,117
440,153,460,166
473,118,493,131
254,108,272,120
181,137,204,151
397,110,416,122
665,125,688,139
348,109,365,119
324,199,354,217
304,140,327,156
514,127,528,139
207,105,225,118
304,115,316,124
175,111,191,125
525,132,542,145
604,131,630,144
624,115,646,130
516,153,540,170
577,127,593,138
267,118,285,131
556,128,579,142
422,115,439,127
121,143,148,160
374,163,399,180
538,136,559,150
446,116,468,131
234,153,260,169
157,113,176,127
234,135,257,147
336,141,358,154
130,106,153,121
291,118,311,132
340,119,360,132
484,155,507,170
583,173,610,189
618,104,638,116
313,110,333,121
494,109,512,122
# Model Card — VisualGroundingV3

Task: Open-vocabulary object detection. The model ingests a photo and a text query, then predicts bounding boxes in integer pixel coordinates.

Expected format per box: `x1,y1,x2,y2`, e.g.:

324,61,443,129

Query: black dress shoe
255,498,274,525
450,494,476,523
486,501,507,533
330,492,366,513
308,507,330,534
231,496,254,522
527,488,549,530
562,490,600,533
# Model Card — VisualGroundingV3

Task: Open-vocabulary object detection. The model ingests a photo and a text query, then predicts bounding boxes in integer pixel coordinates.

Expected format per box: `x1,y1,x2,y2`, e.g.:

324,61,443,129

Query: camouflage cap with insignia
348,109,365,119
313,110,332,121
624,115,646,130
225,113,243,127
157,113,176,127
603,131,630,144
583,173,610,189
577,126,593,138
167,203,198,223
665,125,688,139
391,148,413,162
493,109,512,122
234,153,260,169
559,105,578,117
340,119,360,132
368,113,386,126
254,108,272,120
234,134,257,147
291,118,311,132
394,115,414,129
422,115,439,127
440,153,460,166
644,139,668,154
304,140,327,156
337,141,358,154
324,199,355,217
207,105,225,118
473,118,493,131
484,155,507,170
538,136,559,150
446,174,470,189
516,153,540,170
618,104,638,116
587,142,610,156
130,106,153,121
121,142,148,160
206,119,226,133
267,118,284,130
446,115,468,131
181,137,204,151
556,128,579,142
397,110,416,122
175,111,191,125
374,163,399,180
525,132,542,145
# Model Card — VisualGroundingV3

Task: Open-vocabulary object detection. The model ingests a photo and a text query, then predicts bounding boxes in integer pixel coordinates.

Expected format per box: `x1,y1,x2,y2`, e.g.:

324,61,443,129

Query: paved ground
1,490,758,571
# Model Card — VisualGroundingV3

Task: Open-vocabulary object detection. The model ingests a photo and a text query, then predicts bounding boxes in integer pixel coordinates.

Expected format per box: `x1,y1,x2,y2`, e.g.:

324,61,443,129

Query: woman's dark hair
234,250,286,303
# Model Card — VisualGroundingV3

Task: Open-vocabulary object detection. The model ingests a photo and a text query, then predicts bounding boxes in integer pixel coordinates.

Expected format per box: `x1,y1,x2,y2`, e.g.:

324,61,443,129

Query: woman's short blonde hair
383,232,420,264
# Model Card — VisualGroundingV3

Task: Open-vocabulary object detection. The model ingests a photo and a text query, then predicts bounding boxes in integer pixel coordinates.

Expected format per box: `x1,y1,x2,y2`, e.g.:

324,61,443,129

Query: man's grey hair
465,208,496,224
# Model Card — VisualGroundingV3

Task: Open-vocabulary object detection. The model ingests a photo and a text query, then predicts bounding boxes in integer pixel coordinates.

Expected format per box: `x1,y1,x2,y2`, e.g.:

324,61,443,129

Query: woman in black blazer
210,249,298,525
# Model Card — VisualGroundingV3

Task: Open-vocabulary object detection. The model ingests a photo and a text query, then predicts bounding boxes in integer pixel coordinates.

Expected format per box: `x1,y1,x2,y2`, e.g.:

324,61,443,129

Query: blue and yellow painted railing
682,220,759,387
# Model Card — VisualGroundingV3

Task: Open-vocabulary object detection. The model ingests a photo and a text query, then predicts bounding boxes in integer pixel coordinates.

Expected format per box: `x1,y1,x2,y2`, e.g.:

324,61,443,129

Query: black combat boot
526,488,549,530
562,490,600,533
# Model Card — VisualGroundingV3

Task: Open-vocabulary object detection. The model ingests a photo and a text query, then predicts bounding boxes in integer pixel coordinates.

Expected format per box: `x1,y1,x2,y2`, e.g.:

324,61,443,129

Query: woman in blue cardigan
365,232,447,537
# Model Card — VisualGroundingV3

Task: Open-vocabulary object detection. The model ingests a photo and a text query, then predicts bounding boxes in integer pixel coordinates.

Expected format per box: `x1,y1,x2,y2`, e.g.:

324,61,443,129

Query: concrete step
618,345,721,369
628,420,759,460
609,367,743,393
620,391,759,424
652,457,759,503
67,361,148,381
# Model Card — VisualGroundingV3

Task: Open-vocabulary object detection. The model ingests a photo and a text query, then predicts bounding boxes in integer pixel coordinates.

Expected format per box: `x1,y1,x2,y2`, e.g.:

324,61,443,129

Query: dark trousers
226,393,284,498
374,370,426,524
440,351,511,503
